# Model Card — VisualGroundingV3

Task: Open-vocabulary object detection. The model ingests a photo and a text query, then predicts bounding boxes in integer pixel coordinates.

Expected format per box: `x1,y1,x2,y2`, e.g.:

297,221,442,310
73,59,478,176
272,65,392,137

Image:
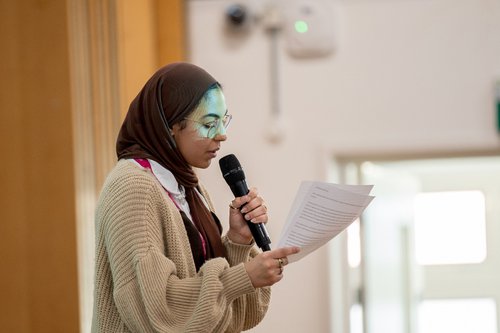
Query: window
335,155,500,333
414,190,487,265
418,298,497,333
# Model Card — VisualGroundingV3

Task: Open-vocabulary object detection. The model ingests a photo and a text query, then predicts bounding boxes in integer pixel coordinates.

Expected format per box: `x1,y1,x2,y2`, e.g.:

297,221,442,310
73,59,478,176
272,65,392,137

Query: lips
208,148,219,158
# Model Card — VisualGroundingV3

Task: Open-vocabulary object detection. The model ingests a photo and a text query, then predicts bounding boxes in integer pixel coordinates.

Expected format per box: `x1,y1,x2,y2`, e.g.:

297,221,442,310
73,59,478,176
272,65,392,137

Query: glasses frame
184,113,232,139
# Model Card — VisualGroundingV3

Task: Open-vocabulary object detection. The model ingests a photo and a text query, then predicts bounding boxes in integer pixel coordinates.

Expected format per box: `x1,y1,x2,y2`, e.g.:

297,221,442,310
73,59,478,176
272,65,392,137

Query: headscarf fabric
116,62,227,269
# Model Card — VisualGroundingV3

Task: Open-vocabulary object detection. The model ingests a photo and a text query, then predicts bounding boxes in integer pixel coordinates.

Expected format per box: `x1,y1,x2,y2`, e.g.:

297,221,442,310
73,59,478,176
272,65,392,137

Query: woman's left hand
226,187,268,245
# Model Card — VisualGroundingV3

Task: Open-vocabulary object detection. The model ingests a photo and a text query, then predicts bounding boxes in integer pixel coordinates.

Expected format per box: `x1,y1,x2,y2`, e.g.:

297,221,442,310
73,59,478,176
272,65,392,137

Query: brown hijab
116,62,227,267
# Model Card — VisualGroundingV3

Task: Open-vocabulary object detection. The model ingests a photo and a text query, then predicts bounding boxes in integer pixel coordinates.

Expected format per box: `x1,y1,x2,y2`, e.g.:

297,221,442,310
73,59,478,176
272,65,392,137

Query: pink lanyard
134,159,207,259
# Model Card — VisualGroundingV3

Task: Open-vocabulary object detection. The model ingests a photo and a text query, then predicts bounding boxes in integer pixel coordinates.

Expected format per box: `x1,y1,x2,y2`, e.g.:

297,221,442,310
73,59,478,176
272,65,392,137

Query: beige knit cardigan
92,160,270,333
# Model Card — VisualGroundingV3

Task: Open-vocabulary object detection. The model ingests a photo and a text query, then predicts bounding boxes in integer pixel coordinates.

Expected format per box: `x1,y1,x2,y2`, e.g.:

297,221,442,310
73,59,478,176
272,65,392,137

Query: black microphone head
219,154,271,250
219,154,246,185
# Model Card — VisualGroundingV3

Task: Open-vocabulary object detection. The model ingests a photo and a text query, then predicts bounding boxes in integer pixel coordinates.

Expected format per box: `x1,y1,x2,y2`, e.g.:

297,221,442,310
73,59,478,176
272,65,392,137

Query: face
171,87,228,168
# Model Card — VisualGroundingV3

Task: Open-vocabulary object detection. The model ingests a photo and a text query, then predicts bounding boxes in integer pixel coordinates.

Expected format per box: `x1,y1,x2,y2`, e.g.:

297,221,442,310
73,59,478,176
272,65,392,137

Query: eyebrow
200,110,229,119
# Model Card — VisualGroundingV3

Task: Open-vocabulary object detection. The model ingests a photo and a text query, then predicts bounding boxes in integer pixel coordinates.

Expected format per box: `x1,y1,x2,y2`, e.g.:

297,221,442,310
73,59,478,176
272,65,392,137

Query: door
340,155,500,333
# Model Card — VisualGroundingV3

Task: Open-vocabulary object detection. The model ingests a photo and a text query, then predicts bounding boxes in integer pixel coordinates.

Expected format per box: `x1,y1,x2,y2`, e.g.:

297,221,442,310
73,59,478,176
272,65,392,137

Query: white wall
187,0,500,332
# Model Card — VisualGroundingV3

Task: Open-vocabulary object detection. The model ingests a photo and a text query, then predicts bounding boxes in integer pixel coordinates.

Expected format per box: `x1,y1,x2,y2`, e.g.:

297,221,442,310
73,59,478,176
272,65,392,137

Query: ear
171,123,181,136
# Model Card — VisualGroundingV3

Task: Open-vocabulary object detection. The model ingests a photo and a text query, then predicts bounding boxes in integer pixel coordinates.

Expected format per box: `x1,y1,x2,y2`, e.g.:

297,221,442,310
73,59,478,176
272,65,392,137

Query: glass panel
350,303,363,333
347,219,361,268
414,190,487,265
418,298,497,333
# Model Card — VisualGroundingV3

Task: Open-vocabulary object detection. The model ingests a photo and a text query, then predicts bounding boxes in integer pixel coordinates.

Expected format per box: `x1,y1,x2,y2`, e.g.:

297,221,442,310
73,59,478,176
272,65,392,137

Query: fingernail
241,208,247,213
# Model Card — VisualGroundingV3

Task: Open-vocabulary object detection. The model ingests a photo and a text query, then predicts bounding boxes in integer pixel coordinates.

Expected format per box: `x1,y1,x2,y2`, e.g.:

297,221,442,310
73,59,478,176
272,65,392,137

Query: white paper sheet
277,181,374,263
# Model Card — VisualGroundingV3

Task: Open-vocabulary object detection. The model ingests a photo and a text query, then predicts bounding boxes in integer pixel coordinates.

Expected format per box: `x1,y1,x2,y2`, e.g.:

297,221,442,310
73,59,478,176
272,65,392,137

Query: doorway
335,155,500,333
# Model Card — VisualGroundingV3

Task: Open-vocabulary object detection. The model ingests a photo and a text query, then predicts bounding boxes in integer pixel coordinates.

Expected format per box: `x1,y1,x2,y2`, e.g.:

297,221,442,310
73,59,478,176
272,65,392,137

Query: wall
187,0,500,332
0,1,196,332
116,0,188,116
0,1,80,332
71,0,188,330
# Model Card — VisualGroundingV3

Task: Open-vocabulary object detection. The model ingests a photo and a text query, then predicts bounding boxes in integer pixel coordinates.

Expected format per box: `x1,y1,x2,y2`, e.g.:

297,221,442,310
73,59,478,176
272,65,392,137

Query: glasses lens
205,115,232,138
207,120,218,138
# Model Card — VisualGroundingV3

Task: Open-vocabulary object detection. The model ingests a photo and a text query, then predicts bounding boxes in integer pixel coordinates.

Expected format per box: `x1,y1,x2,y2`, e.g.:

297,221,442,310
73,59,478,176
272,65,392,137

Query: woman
92,62,300,333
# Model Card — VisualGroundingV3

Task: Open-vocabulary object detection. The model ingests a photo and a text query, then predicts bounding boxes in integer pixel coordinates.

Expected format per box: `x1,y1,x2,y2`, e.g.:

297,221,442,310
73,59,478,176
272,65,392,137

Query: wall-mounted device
225,3,249,28
222,1,338,143
284,1,336,58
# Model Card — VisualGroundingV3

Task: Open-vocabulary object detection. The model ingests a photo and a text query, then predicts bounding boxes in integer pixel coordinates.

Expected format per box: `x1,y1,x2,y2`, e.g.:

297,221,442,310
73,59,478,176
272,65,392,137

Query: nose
213,133,227,142
212,121,228,141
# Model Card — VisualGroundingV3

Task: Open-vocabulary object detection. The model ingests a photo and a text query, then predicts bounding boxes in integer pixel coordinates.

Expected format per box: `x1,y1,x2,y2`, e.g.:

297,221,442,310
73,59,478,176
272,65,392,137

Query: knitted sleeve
100,163,269,332
221,236,271,331
115,249,258,332
198,185,271,331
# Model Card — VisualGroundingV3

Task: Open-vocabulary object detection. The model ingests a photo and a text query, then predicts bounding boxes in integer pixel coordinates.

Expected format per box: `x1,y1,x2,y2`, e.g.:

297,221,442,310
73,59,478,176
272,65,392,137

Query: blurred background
1,0,499,332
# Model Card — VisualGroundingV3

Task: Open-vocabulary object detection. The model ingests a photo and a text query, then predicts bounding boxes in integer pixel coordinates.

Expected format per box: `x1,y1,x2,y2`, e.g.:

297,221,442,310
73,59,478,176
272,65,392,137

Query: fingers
276,258,284,275
263,246,300,273
270,247,299,277
244,246,301,288
241,202,267,223
230,187,258,209
230,187,268,223
269,246,301,259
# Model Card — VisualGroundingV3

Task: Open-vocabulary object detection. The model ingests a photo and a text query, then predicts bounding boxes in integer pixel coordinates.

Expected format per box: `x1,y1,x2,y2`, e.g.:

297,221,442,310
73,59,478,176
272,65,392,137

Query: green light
294,20,308,33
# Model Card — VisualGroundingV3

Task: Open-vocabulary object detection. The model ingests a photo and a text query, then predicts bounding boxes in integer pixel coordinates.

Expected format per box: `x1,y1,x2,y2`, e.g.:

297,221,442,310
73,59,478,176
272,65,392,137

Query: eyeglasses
184,114,232,139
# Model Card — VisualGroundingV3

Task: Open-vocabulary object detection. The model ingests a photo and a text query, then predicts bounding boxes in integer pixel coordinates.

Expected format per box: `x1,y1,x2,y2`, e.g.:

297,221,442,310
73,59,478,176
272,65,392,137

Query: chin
194,159,211,169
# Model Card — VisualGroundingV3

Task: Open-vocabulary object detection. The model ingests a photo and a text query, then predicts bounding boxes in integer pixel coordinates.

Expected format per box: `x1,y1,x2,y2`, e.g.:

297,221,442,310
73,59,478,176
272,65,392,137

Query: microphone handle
248,224,272,252
229,180,272,251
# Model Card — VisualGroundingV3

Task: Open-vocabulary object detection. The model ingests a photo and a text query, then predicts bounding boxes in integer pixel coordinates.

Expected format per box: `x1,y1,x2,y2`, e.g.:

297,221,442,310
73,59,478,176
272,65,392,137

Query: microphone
219,154,272,251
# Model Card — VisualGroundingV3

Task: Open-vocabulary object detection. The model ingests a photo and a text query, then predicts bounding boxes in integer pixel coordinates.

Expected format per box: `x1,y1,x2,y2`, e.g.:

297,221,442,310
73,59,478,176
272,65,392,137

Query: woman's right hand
244,246,300,288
